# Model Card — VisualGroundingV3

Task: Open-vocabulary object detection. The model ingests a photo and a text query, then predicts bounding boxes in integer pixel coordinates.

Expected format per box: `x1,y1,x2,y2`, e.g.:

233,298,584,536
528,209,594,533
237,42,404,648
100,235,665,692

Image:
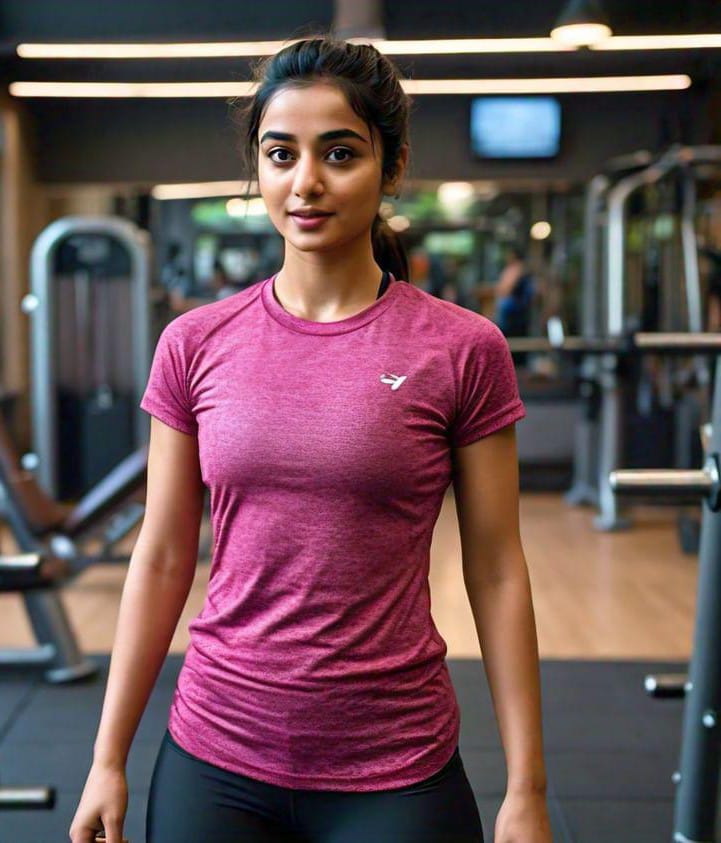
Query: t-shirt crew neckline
261,272,401,336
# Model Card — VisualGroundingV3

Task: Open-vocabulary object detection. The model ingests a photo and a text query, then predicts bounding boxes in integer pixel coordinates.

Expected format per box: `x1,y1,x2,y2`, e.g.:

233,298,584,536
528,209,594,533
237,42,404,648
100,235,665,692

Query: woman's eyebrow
259,129,368,144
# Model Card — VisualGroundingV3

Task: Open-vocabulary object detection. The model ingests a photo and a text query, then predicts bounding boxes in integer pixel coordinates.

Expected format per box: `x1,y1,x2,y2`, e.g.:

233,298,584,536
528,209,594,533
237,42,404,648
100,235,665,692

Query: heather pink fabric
140,273,525,791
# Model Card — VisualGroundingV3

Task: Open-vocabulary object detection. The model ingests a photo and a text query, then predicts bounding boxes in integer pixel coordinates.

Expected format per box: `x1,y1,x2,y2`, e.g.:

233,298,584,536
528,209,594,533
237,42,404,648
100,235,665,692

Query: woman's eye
327,147,354,162
268,148,293,163
266,147,353,164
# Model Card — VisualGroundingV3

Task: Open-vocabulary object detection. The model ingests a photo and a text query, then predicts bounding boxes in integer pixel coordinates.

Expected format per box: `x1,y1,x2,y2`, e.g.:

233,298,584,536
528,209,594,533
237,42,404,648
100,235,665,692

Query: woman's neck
274,246,384,322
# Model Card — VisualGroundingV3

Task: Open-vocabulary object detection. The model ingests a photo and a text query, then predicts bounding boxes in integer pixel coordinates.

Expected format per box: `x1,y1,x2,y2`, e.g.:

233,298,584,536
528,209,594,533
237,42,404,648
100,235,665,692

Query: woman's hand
495,790,554,842
69,761,128,843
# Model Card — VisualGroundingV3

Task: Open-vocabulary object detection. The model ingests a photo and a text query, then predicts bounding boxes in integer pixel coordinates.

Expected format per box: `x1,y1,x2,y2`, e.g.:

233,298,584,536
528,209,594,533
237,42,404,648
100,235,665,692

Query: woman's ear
382,144,410,197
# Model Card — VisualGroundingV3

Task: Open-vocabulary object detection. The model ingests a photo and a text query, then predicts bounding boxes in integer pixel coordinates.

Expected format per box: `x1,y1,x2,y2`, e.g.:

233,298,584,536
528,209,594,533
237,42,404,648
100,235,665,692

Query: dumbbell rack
611,341,721,842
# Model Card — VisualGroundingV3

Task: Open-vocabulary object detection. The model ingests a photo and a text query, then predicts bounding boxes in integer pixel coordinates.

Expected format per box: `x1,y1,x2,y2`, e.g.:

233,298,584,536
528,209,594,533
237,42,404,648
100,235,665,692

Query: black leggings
146,729,484,843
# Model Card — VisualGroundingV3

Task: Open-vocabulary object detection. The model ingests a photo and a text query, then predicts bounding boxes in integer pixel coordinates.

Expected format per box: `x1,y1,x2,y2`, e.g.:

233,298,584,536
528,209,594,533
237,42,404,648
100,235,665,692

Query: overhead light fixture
226,197,267,217
9,81,254,97
437,182,475,206
400,75,690,94
348,37,574,54
16,32,721,60
550,0,612,47
17,41,290,59
592,34,721,50
530,221,553,240
15,38,577,60
152,180,256,200
9,75,691,99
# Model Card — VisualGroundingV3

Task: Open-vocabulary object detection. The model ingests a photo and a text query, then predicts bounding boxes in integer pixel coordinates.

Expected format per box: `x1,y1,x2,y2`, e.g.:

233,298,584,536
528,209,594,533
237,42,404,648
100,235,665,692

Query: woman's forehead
259,83,369,139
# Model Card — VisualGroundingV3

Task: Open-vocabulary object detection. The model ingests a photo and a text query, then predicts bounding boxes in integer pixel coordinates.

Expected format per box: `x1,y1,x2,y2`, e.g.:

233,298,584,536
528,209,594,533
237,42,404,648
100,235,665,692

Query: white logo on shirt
380,373,407,391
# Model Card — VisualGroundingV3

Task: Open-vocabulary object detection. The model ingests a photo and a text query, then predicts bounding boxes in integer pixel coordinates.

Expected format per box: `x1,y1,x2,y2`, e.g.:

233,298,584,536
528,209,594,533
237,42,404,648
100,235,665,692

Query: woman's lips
289,212,334,230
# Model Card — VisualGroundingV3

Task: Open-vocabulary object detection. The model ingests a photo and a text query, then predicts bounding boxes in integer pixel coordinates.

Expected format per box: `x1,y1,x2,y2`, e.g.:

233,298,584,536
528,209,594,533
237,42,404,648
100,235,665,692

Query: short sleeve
448,321,526,448
140,319,198,435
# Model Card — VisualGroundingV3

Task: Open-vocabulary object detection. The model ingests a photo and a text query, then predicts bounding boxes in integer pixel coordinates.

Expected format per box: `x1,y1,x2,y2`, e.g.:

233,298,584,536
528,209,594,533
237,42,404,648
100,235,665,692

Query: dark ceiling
4,1,721,185
0,1,719,87
0,0,720,42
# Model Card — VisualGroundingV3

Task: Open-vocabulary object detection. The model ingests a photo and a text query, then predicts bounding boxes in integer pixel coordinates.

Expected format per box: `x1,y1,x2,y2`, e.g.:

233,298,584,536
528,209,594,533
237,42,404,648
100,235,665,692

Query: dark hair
507,245,526,262
229,36,412,282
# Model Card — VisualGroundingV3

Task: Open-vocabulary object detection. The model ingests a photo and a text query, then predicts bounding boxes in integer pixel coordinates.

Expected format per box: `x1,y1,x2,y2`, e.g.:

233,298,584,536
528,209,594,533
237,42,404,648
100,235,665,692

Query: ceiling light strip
16,41,289,58
15,34,721,60
350,38,576,54
9,81,255,97
402,75,692,93
9,75,692,98
152,180,256,200
593,34,721,51
15,38,575,59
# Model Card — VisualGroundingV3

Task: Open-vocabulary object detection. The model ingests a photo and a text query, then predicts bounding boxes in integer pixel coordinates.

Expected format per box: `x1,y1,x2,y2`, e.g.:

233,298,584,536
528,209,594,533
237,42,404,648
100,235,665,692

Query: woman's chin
285,232,353,254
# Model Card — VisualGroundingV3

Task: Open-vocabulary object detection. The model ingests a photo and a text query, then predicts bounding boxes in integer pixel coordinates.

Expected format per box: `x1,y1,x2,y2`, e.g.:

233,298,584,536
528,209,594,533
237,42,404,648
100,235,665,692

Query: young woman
70,37,552,843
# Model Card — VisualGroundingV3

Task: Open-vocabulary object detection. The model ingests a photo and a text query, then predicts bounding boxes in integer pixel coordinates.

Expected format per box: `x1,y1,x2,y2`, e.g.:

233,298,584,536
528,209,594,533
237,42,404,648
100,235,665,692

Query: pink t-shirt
140,272,525,791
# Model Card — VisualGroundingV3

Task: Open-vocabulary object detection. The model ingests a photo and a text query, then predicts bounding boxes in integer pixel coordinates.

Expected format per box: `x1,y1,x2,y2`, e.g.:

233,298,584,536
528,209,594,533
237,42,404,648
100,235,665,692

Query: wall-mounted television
470,96,562,159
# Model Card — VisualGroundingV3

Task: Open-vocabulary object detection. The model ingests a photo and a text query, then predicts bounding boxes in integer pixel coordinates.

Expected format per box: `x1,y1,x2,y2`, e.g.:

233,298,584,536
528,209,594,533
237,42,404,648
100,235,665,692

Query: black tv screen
470,96,561,159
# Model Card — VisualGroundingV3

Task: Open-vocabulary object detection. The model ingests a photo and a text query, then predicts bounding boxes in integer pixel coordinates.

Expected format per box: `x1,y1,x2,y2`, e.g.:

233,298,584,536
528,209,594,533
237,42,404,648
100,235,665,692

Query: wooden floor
0,490,697,660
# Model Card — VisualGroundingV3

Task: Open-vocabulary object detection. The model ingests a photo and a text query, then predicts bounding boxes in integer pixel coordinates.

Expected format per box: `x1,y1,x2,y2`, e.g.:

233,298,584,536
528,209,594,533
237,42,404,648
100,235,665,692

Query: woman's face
257,81,402,256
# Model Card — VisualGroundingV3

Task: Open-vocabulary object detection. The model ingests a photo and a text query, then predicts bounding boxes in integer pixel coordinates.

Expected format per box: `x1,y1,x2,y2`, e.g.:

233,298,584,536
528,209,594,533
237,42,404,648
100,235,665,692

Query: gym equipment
23,217,152,500
509,326,721,523
0,786,55,809
0,412,148,683
596,146,718,531
514,372,578,491
610,340,721,843
0,409,212,683
566,150,656,508
0,553,57,811
560,146,720,532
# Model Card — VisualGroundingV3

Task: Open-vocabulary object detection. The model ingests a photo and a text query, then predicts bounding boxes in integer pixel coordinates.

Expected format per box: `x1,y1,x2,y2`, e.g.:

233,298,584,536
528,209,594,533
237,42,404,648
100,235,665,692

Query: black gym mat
0,656,685,843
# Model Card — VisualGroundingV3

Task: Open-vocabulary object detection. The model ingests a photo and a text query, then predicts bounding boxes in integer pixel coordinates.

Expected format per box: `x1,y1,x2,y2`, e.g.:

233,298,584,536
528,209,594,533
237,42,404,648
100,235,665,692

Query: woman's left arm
452,423,553,842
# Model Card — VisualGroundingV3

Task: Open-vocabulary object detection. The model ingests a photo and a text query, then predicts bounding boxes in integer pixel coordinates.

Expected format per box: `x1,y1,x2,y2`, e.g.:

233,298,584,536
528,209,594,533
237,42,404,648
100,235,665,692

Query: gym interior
1,2,721,841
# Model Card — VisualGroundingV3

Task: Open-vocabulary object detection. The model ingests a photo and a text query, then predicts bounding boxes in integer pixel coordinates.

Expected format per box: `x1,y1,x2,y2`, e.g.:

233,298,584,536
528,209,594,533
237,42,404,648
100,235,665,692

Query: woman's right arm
495,266,520,299
70,416,206,843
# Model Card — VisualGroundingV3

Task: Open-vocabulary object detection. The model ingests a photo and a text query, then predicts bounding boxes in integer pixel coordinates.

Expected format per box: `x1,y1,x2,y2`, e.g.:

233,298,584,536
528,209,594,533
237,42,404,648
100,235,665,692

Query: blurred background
2,3,721,841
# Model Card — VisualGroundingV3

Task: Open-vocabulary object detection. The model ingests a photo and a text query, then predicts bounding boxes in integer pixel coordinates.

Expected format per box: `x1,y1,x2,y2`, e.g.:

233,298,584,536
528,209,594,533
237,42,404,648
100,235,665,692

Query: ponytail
372,214,409,283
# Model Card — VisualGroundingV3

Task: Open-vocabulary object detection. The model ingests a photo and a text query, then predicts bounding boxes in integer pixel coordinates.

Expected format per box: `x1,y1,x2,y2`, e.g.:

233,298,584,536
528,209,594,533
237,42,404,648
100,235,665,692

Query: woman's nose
292,155,324,197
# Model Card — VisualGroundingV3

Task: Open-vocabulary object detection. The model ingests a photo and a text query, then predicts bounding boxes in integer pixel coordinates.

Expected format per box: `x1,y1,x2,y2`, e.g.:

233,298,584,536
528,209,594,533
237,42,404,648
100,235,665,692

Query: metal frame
24,216,151,498
596,146,721,530
564,174,608,508
0,462,97,683
673,400,721,841
611,349,721,842
566,151,655,509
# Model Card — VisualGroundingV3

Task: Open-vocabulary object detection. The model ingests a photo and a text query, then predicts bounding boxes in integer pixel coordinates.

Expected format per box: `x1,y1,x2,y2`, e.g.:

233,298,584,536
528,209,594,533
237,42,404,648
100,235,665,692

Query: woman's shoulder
397,281,500,339
156,281,265,360
166,280,264,331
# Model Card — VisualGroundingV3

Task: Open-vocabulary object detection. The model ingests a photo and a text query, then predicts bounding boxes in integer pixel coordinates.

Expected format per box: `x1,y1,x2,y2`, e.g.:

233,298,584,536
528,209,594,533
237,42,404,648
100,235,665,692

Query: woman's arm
92,417,206,768
451,424,547,795
494,265,523,300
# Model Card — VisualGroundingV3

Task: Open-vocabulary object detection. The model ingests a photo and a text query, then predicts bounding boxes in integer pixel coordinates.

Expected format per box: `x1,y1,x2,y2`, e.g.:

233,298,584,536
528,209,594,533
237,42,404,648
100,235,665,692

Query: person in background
494,246,535,338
